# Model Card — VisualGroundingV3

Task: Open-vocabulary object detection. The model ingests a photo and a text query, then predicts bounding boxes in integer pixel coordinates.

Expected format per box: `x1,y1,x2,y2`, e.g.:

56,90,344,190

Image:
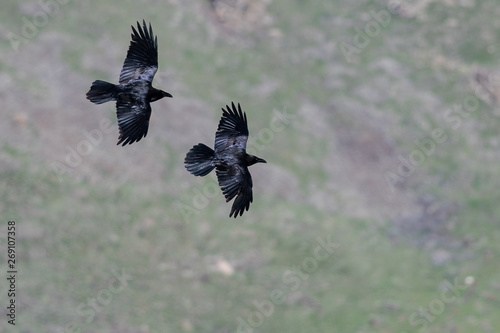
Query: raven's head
150,89,173,102
246,155,267,166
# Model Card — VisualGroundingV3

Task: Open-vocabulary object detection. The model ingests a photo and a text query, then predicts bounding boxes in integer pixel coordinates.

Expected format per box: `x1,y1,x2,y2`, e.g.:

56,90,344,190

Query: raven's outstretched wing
216,164,253,217
119,20,158,84
214,102,249,153
115,94,151,146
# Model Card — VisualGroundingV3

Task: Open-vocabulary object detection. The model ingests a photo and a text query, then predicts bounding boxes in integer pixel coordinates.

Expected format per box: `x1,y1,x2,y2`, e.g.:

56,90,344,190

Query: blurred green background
1,0,500,332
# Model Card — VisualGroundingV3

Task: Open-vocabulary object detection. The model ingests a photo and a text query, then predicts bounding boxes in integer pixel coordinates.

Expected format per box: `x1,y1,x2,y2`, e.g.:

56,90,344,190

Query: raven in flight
185,102,267,218
86,20,172,146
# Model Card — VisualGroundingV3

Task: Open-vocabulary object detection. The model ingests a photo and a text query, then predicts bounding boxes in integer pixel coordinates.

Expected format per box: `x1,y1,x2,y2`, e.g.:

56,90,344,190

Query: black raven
185,102,267,218
86,20,172,146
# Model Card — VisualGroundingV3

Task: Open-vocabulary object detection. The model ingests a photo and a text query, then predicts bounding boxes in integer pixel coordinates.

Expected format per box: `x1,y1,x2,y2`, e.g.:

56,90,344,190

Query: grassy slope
1,0,500,332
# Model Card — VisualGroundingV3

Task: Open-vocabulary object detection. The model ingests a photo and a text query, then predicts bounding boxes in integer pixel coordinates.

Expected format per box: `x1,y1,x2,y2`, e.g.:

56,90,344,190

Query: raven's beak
164,91,173,98
256,157,267,164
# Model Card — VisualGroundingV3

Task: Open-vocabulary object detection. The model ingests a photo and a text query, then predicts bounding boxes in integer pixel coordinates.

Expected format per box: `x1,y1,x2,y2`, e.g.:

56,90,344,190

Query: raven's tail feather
86,80,118,104
185,143,216,176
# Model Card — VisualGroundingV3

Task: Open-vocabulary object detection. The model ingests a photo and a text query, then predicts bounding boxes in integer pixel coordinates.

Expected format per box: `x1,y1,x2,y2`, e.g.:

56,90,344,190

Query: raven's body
86,20,172,146
185,103,266,217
